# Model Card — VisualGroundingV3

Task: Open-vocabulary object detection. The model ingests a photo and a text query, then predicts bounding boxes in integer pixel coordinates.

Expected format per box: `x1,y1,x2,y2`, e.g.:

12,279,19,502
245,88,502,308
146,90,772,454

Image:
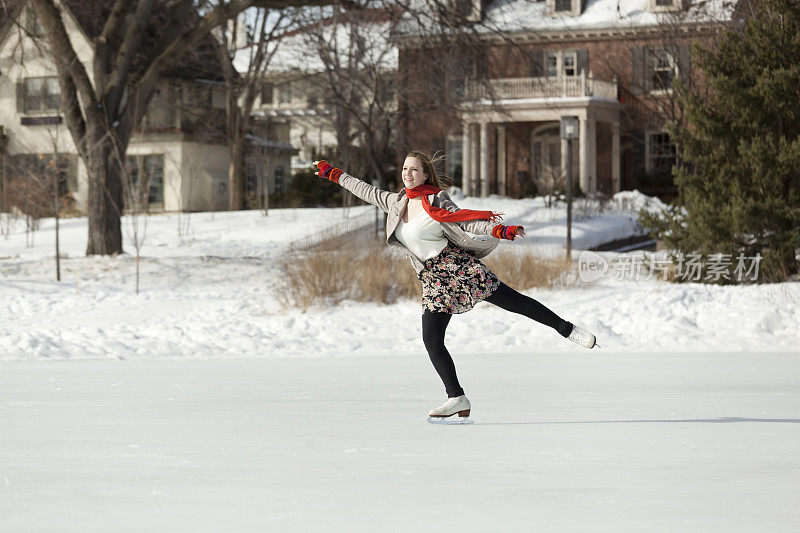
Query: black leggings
421,282,574,398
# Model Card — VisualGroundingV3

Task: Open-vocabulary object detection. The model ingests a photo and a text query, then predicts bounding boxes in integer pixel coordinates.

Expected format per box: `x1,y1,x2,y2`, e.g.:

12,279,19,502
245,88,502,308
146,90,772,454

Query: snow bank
2,196,798,360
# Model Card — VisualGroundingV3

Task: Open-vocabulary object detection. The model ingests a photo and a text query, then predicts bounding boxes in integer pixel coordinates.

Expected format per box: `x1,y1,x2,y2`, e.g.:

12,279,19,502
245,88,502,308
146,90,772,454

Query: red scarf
405,185,503,223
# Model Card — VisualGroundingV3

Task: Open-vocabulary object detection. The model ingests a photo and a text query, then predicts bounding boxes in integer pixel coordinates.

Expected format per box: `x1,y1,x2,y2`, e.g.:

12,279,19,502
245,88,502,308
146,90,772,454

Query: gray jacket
337,173,500,273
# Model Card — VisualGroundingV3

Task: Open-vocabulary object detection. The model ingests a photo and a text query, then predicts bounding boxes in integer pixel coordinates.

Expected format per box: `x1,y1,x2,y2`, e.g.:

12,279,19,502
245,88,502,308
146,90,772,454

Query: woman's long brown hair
405,150,454,189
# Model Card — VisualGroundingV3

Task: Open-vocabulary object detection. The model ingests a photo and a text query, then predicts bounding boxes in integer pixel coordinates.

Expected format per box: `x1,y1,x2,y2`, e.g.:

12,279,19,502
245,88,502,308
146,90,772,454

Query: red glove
313,160,343,183
492,224,525,241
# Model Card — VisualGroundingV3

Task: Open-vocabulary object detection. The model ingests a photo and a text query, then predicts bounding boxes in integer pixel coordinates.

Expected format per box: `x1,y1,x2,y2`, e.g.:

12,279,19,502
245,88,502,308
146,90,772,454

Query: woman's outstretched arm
436,190,525,240
314,160,397,214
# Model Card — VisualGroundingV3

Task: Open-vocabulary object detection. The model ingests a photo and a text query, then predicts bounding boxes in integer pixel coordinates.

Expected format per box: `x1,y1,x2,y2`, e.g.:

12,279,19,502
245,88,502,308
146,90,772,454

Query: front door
531,124,578,194
532,125,562,191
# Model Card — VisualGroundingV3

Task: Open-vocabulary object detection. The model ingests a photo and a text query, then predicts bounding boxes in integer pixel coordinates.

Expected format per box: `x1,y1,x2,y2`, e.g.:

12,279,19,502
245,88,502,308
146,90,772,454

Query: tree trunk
85,131,124,255
228,137,245,211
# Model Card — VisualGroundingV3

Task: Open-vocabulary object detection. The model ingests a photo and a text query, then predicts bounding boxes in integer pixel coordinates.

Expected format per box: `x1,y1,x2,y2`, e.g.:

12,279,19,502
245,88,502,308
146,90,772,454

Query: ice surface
1,353,799,531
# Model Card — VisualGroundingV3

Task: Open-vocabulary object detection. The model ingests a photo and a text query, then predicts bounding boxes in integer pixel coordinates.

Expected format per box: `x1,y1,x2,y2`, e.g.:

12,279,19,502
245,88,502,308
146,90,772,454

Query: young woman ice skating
313,153,597,424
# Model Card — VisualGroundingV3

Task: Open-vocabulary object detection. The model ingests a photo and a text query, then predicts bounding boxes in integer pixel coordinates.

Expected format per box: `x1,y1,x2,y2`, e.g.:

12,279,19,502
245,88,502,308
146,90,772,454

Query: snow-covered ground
2,193,799,530
0,192,796,359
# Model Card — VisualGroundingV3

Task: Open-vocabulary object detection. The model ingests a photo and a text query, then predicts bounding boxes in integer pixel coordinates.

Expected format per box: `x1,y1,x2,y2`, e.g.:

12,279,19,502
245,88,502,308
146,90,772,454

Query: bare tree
213,6,287,211
2,140,70,279
300,5,399,189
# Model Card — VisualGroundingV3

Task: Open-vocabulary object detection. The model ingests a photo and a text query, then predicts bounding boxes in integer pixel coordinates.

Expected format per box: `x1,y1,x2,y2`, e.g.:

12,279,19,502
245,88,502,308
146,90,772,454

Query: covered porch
458,73,622,197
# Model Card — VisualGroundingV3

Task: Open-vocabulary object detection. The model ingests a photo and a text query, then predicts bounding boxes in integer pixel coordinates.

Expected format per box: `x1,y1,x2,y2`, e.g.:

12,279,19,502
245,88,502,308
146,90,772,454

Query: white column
480,122,489,198
589,119,597,194
579,118,589,194
497,125,507,196
462,122,472,195
612,120,621,194
470,125,479,197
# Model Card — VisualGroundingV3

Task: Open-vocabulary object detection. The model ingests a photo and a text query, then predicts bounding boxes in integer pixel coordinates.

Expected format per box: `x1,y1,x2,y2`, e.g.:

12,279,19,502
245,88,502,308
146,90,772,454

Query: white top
393,209,448,262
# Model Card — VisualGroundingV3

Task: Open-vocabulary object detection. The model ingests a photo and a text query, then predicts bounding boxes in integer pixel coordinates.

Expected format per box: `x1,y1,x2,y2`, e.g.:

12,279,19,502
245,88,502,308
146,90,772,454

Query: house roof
233,10,398,77
395,0,739,41
0,0,224,82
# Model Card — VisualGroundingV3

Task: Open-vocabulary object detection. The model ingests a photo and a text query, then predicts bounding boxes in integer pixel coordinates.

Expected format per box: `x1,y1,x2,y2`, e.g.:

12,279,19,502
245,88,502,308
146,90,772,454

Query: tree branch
104,0,158,116
94,0,135,90
32,0,102,124
134,0,336,106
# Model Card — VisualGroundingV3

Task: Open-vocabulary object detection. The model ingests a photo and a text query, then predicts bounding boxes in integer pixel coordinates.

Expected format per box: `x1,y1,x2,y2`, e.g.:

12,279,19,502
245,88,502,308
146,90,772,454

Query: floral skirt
418,244,501,314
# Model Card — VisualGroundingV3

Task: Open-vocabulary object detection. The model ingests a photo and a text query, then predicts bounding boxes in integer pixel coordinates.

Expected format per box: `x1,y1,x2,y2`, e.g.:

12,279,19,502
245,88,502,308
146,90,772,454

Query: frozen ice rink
2,351,799,532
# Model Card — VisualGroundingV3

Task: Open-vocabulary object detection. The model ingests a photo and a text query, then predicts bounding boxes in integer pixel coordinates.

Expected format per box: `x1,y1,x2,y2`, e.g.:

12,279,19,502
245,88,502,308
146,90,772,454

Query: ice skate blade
428,416,474,425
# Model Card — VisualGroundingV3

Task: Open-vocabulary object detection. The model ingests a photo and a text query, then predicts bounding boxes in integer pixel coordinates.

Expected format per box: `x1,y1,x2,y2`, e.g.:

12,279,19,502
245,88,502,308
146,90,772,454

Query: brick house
395,0,741,199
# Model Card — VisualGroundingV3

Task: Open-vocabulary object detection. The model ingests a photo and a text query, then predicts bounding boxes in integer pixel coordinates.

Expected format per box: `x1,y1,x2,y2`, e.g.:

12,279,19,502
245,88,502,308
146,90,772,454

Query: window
546,53,558,78
446,63,465,98
647,48,676,91
12,154,71,194
563,51,577,77
261,83,274,105
274,166,285,194
125,154,164,208
545,52,577,78
278,83,292,104
447,140,463,185
144,156,164,205
24,77,60,113
245,161,258,197
647,132,676,175
454,0,472,17
656,0,674,5
185,84,211,107
377,79,395,104
555,0,572,11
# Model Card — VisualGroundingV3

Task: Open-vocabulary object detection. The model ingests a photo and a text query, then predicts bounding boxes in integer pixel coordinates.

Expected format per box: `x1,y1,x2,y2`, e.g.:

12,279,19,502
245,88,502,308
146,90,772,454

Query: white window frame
545,51,578,79
446,138,463,184
24,76,60,114
645,130,677,175
563,51,577,77
547,0,582,17
647,47,677,94
278,83,292,105
648,0,682,13
274,165,285,194
126,154,165,209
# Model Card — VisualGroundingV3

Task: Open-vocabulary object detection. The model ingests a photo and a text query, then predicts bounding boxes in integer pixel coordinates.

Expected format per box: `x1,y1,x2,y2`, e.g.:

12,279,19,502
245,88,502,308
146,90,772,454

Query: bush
277,237,575,311
271,168,344,208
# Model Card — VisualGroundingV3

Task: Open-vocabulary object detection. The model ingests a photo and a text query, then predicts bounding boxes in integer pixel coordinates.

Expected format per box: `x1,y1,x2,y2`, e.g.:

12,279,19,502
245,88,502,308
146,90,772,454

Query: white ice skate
568,324,597,349
427,395,474,425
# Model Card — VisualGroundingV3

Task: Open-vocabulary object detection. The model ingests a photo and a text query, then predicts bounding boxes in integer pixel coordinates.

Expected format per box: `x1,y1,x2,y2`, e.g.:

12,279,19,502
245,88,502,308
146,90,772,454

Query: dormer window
547,0,584,17
452,0,481,21
648,0,683,12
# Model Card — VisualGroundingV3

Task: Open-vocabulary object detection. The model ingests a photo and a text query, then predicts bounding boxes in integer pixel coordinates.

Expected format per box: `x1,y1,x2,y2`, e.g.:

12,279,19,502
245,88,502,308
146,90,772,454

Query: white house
235,10,398,175
0,4,293,215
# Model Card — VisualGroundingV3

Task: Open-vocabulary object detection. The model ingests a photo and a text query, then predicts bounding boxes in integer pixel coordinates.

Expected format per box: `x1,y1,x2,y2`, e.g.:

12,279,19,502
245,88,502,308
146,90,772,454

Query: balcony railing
139,103,225,132
466,72,618,102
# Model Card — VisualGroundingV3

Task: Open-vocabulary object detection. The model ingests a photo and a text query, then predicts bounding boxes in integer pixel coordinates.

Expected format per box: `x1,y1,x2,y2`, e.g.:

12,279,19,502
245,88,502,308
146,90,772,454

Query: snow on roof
233,19,398,76
396,0,738,39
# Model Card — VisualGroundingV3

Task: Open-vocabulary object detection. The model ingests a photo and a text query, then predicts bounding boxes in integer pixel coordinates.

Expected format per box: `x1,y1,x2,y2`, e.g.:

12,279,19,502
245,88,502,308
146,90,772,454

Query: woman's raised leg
484,282,574,338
